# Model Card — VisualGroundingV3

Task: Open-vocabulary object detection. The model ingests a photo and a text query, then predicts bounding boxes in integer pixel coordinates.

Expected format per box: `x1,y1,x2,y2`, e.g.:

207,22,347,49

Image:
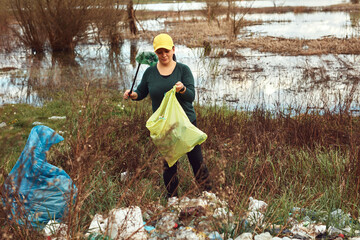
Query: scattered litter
86,206,147,240
175,226,207,240
48,116,66,120
254,232,272,240
330,209,351,228
43,220,68,240
144,222,156,233
208,231,223,240
87,232,112,240
87,214,108,236
213,207,233,220
272,237,282,240
246,197,267,227
179,206,206,220
328,226,346,236
248,197,267,212
290,223,314,239
32,121,44,125
38,189,360,240
246,212,264,226
155,212,178,232
120,171,128,181
0,122,6,128
314,225,327,235
235,232,253,240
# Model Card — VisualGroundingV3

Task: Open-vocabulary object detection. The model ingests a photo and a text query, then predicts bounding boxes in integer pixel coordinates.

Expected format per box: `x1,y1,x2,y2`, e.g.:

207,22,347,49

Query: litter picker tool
129,51,158,96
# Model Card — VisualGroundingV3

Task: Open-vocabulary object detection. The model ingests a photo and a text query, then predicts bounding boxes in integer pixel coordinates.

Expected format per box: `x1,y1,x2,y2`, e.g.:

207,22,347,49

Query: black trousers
163,121,211,197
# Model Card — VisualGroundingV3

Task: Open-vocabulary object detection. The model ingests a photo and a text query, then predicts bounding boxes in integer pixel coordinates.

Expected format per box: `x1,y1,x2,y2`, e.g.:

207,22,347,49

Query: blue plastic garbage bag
2,125,77,229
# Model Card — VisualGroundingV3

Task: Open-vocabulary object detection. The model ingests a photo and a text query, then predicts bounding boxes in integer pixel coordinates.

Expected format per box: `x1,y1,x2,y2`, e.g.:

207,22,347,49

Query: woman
123,33,211,198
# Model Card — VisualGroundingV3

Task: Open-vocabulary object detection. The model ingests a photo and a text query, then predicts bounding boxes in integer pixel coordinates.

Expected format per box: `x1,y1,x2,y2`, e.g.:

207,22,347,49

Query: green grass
1,85,360,238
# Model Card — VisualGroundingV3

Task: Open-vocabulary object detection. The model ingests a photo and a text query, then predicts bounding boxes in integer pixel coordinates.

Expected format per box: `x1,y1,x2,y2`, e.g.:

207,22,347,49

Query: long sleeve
134,67,150,101
177,64,195,102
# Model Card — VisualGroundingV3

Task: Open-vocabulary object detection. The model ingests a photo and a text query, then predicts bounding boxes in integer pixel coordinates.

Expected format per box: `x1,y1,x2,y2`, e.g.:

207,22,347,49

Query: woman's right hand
123,90,138,100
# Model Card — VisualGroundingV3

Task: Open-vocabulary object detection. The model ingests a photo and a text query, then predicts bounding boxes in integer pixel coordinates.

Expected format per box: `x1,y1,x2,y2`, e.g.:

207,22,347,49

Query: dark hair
173,54,176,61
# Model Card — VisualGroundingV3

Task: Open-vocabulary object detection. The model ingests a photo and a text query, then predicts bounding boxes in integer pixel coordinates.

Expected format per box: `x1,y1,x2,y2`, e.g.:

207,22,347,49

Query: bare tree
127,0,137,35
10,0,47,53
9,0,120,53
203,0,222,24
91,0,126,47
226,0,231,21
227,0,254,41
36,0,96,52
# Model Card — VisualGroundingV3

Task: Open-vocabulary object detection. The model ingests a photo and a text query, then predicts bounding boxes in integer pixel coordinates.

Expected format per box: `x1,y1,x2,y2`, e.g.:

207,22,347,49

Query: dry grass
138,22,360,56
2,84,360,238
232,36,360,55
133,2,360,56
135,3,360,16
2,2,360,238
132,8,360,57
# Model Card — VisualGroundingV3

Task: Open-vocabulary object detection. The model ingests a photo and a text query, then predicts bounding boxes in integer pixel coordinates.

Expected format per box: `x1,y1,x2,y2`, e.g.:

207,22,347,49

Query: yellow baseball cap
153,33,174,52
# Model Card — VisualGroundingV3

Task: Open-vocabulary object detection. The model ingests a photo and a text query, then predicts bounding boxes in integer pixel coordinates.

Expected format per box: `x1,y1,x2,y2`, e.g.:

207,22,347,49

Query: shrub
9,0,128,53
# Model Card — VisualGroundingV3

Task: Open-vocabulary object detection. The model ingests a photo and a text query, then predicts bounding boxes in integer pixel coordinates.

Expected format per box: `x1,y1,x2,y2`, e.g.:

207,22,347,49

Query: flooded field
244,11,360,39
137,0,351,11
1,0,360,112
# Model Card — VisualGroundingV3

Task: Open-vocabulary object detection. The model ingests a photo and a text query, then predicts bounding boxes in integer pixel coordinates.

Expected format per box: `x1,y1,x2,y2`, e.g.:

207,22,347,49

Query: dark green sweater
135,62,196,122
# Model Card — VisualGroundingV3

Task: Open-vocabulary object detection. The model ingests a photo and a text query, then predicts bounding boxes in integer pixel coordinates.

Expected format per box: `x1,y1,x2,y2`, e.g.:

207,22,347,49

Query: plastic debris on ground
208,231,223,240
145,191,233,239
42,191,360,240
246,197,268,227
87,232,112,240
43,220,68,240
235,232,253,240
81,192,360,239
48,116,66,120
254,232,272,240
248,197,268,212
86,206,147,240
175,226,207,240
120,171,128,181
87,214,108,236
2,125,77,229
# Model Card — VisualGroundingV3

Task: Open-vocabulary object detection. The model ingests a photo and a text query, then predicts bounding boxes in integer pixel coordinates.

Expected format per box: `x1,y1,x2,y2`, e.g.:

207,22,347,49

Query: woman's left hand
175,81,185,93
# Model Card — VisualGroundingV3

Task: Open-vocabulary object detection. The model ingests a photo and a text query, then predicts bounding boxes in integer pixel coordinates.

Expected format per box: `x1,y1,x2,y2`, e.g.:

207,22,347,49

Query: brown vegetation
137,20,360,56
232,36,360,56
0,5,15,52
132,2,360,56
8,0,132,53
2,2,360,239
136,3,360,17
6,0,360,56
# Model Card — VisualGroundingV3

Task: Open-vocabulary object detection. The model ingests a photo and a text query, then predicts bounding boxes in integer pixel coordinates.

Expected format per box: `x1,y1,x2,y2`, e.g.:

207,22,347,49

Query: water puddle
2,39,360,112
235,0,350,8
244,11,360,39
136,0,350,11
1,0,360,111
141,11,360,39
178,46,360,111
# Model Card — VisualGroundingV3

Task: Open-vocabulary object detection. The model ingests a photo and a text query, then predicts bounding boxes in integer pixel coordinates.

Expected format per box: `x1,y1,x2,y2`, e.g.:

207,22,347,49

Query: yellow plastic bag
146,86,207,167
